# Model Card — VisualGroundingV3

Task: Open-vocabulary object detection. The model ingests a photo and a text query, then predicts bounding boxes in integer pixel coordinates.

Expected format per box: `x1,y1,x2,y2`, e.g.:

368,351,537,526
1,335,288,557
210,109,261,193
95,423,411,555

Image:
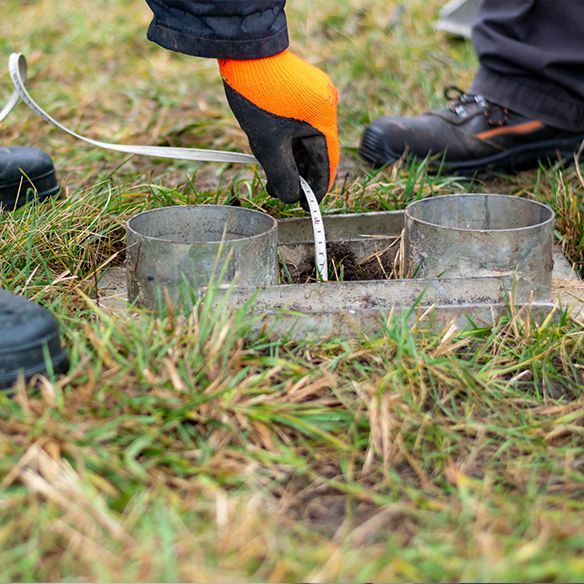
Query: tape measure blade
299,177,328,282
7,54,256,165
0,90,19,124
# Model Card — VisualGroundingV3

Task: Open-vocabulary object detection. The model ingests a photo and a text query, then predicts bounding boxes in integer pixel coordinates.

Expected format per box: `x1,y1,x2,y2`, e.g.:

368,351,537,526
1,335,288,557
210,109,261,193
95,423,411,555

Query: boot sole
359,124,584,175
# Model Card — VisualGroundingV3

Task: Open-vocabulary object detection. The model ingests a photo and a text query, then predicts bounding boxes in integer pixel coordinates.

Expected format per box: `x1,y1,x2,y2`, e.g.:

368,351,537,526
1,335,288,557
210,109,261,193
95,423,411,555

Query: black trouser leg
471,0,584,131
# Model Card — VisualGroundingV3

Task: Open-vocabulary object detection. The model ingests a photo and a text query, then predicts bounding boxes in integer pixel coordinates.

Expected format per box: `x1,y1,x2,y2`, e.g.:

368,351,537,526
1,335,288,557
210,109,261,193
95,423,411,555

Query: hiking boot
359,87,584,174
0,146,60,210
0,289,68,391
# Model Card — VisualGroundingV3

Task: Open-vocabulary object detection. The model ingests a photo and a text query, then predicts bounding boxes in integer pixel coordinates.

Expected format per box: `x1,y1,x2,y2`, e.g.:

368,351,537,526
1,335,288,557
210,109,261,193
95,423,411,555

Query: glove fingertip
266,179,301,204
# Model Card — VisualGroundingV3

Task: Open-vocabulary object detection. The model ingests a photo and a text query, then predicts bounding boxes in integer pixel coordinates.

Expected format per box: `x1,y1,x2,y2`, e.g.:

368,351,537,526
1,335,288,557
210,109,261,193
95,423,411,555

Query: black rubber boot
0,146,60,210
0,289,68,390
359,88,584,175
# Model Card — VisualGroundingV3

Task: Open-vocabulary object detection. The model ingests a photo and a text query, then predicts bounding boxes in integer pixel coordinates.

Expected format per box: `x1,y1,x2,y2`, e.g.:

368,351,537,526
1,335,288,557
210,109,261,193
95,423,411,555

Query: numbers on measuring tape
299,177,328,282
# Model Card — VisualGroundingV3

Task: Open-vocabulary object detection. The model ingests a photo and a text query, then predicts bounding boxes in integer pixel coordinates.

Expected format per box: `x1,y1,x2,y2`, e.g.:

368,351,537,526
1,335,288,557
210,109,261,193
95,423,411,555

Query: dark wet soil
283,241,396,284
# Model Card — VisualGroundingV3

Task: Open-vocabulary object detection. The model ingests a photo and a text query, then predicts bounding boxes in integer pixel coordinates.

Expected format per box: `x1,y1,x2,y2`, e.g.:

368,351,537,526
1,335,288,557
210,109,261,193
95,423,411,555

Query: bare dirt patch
283,241,397,284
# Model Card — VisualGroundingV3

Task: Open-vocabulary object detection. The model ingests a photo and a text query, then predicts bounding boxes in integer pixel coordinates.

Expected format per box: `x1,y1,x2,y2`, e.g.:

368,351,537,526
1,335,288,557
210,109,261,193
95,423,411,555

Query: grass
0,0,583,581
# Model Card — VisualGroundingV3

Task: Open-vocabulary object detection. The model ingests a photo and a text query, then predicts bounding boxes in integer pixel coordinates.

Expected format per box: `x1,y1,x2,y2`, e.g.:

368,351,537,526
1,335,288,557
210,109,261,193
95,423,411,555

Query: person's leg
472,0,584,132
359,0,584,173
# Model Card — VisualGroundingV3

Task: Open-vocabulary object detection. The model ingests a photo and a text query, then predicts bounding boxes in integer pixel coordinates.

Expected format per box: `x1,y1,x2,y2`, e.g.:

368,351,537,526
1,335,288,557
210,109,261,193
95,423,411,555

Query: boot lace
444,86,510,127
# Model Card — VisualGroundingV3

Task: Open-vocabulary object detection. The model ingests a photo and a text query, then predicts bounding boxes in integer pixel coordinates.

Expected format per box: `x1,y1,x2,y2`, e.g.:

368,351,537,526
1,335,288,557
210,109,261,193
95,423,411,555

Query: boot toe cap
359,116,426,167
0,290,67,389
0,146,60,210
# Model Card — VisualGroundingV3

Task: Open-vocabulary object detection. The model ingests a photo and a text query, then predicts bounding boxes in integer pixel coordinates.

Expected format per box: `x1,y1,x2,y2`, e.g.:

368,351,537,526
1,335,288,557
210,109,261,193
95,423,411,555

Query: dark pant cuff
147,22,289,60
471,67,584,132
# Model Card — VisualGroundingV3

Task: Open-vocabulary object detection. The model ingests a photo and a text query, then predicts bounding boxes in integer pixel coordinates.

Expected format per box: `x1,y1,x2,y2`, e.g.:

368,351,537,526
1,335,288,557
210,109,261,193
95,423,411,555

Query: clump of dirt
283,242,396,283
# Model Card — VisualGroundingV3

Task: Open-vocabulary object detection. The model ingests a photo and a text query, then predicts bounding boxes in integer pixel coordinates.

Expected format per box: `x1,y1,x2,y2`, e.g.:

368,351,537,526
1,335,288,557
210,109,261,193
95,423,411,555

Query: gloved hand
219,50,339,204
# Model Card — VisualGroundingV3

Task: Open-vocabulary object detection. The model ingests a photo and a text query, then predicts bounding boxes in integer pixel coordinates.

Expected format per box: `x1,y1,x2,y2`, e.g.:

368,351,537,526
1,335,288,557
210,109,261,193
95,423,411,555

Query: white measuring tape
2,53,329,281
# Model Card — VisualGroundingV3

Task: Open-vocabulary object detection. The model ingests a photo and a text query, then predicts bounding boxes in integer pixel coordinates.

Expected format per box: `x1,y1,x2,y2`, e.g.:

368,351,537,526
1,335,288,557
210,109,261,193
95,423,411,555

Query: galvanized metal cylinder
126,205,278,309
404,194,554,301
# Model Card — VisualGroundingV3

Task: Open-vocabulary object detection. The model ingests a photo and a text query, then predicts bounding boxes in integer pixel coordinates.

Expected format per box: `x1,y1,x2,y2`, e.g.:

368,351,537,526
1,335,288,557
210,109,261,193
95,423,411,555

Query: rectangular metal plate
224,276,514,312
278,210,404,243
244,303,557,339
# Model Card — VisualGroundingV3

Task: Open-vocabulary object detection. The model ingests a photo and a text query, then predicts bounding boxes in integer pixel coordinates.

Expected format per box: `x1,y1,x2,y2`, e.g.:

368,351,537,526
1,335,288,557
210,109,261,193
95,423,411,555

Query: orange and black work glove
219,50,339,204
